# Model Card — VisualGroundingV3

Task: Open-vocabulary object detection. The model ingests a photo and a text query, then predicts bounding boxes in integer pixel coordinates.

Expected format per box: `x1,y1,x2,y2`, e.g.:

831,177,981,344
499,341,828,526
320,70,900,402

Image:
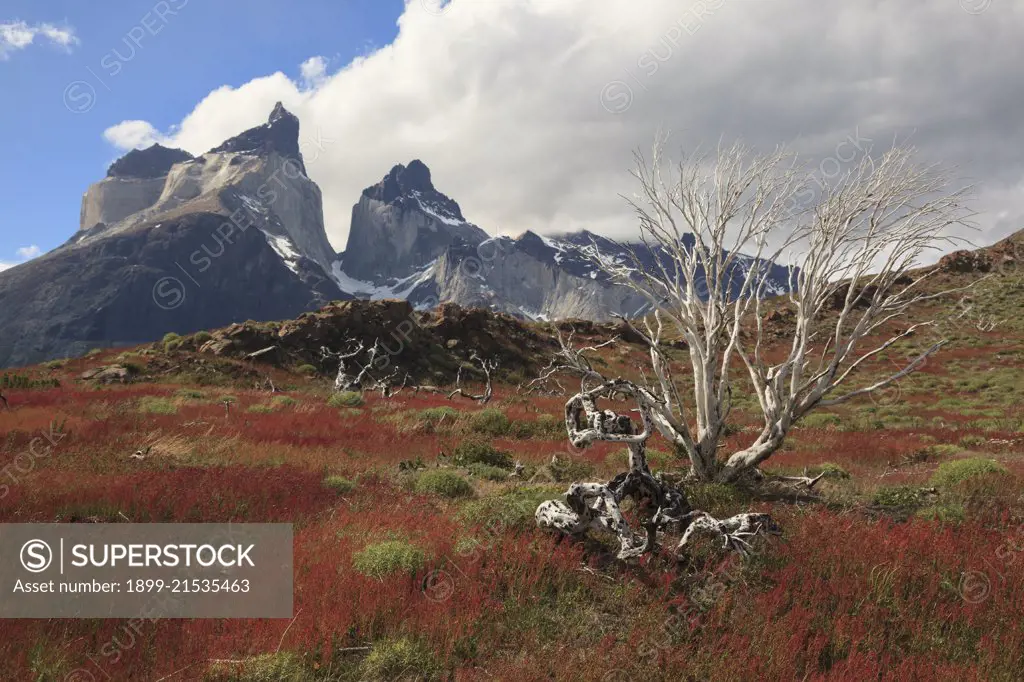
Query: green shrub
324,475,355,494
958,435,988,448
419,406,460,428
799,412,843,429
138,396,177,415
533,413,565,438
467,463,511,481
43,359,66,370
352,540,427,578
468,408,513,437
810,462,851,480
918,444,962,460
361,638,436,681
685,482,751,514
415,470,474,498
930,458,1007,488
270,395,297,408
0,374,60,390
191,331,213,345
453,439,513,469
295,364,318,376
247,404,275,414
917,502,967,524
458,486,563,531
162,332,183,353
873,485,924,508
328,391,364,408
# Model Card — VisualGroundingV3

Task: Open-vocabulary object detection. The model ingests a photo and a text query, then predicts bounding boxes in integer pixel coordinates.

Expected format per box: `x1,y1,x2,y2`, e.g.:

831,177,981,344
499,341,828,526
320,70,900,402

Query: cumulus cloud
103,120,172,150
99,0,1024,256
0,20,78,59
299,56,328,89
16,245,41,260
0,244,44,272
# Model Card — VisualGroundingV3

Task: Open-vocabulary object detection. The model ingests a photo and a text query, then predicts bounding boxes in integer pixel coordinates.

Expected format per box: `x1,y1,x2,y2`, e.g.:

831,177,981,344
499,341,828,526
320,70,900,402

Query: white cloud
16,245,41,260
98,0,1024,256
299,56,328,89
0,244,44,272
0,20,78,59
103,120,171,150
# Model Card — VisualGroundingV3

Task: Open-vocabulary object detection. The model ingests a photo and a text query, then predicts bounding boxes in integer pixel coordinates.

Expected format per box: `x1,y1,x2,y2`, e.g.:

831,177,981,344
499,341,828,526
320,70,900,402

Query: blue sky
0,0,403,267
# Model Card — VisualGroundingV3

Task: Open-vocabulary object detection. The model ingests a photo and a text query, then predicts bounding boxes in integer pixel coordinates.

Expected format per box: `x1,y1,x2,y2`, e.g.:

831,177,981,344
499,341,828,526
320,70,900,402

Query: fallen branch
448,351,497,404
775,470,826,490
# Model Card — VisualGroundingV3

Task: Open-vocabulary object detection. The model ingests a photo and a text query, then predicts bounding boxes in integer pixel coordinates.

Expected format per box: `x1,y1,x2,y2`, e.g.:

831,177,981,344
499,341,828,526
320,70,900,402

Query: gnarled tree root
536,475,779,560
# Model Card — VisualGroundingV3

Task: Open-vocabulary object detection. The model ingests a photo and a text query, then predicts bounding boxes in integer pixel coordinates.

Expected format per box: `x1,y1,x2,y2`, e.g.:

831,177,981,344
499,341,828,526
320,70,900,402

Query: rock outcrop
191,299,556,382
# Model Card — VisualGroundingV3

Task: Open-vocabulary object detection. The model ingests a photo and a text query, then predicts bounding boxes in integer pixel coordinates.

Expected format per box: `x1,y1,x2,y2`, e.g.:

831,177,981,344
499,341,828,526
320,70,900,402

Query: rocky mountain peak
268,101,295,125
106,144,194,179
208,101,305,174
362,159,465,221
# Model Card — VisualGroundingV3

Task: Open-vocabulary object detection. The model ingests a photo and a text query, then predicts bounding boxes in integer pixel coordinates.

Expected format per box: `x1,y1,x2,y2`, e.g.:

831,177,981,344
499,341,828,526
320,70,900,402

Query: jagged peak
362,160,465,221
207,102,306,174
268,101,296,125
106,144,194,179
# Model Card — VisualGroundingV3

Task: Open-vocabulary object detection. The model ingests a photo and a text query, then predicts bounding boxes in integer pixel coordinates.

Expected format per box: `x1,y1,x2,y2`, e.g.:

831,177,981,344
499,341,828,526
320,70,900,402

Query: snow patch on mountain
410,190,465,227
331,259,438,300
266,234,301,274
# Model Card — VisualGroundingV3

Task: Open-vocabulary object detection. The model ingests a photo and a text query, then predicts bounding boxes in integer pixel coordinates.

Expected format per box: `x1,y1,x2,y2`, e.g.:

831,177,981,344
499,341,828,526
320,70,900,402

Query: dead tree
535,335,779,560
0,390,8,410
448,351,497,405
322,340,414,398
578,138,975,483
321,340,365,392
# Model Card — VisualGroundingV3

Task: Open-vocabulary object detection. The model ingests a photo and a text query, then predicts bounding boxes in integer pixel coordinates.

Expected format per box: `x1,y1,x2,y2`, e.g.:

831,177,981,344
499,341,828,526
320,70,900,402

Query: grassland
1,268,1023,681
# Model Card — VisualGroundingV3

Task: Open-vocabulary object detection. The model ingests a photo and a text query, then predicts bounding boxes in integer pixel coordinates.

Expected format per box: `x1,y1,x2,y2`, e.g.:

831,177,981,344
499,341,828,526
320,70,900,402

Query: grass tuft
415,470,474,499
352,540,427,578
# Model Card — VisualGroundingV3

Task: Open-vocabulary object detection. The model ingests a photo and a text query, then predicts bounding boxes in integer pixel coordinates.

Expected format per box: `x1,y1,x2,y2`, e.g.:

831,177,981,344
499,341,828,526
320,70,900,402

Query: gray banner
0,523,292,618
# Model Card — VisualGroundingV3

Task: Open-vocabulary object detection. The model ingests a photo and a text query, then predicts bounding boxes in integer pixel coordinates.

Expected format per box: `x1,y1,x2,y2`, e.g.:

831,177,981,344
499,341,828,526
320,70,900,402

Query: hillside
0,230,1022,679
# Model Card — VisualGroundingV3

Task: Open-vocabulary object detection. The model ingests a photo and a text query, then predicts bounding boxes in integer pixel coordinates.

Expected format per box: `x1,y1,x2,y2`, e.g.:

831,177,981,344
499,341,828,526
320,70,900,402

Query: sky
1,0,1023,272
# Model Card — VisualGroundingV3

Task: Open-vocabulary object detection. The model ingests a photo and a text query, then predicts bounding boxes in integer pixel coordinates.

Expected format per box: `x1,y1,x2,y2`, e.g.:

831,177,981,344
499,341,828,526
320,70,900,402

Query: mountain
330,161,794,321
0,107,796,368
0,103,346,368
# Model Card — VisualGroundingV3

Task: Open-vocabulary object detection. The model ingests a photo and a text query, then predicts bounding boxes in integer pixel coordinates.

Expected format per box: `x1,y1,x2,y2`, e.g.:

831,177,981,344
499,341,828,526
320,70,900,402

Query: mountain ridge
0,105,798,368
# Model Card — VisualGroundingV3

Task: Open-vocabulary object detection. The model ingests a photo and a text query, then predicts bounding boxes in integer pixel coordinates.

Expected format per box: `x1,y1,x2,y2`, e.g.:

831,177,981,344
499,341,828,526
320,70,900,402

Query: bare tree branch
559,139,974,482
448,351,497,404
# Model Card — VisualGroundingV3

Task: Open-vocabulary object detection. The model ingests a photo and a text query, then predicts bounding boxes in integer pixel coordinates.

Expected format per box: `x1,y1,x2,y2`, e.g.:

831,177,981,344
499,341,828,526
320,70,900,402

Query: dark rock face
0,101,349,369
0,212,340,368
208,102,306,175
107,144,195,179
334,158,798,321
362,160,465,221
342,161,486,282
